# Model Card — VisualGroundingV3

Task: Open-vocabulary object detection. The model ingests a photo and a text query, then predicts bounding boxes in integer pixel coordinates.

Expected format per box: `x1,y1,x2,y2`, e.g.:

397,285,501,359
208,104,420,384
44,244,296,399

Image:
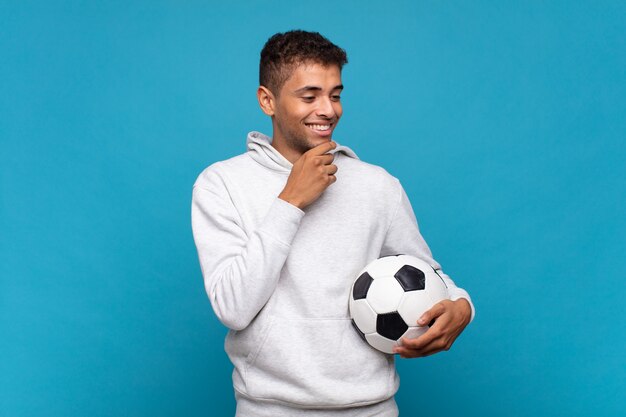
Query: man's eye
331,95,341,101
302,96,315,101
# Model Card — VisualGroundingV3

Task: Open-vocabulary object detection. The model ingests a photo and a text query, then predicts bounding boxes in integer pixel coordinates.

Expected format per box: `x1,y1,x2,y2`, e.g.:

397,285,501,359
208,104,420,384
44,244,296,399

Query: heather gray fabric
191,131,475,412
235,391,399,417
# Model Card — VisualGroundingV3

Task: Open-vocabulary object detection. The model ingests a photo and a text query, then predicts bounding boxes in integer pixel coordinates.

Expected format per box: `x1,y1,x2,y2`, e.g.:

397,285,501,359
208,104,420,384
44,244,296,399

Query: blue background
2,1,625,416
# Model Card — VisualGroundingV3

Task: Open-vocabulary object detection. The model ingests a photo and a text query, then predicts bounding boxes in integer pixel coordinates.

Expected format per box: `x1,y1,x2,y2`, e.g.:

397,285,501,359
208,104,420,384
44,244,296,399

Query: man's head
257,30,348,163
259,30,348,97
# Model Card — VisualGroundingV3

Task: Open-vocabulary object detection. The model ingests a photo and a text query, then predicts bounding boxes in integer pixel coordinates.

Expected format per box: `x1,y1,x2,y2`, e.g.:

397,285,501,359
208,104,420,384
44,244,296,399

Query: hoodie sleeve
380,178,475,322
191,167,305,331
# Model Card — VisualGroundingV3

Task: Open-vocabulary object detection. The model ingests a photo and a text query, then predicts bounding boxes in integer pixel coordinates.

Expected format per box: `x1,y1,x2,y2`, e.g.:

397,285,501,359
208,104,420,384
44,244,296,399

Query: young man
191,30,475,417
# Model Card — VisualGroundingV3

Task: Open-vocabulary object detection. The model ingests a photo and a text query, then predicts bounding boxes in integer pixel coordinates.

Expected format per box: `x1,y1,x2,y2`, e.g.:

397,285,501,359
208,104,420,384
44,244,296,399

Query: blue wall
2,1,624,416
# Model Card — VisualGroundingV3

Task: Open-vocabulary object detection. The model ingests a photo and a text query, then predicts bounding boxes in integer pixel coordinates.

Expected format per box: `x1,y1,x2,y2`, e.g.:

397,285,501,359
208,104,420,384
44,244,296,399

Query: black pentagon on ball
376,312,408,340
352,272,373,300
394,265,426,291
351,319,367,342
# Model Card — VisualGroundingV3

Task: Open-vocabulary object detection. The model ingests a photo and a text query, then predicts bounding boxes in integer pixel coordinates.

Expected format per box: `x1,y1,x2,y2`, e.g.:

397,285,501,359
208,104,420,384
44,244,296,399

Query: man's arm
191,141,338,331
191,167,305,331
380,178,475,358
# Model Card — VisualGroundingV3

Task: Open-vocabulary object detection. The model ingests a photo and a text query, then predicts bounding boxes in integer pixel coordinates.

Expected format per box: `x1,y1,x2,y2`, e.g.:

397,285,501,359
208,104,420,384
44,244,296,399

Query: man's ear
257,86,276,116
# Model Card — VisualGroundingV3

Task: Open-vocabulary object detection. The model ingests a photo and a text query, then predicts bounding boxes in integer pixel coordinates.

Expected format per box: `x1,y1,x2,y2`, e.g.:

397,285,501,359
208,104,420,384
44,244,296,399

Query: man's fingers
399,326,439,350
417,302,446,326
394,345,438,358
326,163,338,174
307,140,337,156
399,311,451,350
396,333,451,358
397,346,444,359
319,153,335,165
393,300,467,359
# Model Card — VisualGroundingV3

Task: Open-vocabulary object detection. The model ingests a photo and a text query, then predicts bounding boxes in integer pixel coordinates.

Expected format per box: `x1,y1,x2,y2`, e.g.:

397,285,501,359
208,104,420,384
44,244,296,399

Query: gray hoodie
191,131,475,410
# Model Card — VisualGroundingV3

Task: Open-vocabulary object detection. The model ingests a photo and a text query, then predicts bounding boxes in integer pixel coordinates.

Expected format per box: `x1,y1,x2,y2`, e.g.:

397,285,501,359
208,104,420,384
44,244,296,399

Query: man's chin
292,132,332,153
308,133,333,144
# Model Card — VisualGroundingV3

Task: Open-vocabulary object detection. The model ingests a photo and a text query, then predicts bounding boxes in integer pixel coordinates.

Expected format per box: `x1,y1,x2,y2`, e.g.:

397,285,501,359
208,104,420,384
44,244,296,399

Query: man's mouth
305,123,332,132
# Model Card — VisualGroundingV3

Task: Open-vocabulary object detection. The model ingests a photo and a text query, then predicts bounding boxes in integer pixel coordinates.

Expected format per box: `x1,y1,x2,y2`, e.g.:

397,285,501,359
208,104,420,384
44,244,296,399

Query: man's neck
270,136,301,165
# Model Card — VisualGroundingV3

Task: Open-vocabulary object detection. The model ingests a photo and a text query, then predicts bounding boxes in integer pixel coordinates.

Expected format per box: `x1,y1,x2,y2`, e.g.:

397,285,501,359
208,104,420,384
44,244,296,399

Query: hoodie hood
246,131,359,173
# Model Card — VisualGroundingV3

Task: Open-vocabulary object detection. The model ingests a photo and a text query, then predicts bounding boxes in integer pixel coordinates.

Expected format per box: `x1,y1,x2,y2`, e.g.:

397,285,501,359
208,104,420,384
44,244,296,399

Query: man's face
271,62,343,157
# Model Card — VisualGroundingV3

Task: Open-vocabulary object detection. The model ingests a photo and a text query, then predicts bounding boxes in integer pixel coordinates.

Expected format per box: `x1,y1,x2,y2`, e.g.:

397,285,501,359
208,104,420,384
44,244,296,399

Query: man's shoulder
193,153,251,189
337,153,400,188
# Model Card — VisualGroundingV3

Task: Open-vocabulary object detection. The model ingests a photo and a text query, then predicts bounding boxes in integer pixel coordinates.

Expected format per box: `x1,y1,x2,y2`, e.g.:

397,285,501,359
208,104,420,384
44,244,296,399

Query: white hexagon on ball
365,332,396,354
366,256,406,279
349,298,377,334
426,273,449,304
366,276,404,313
397,289,433,326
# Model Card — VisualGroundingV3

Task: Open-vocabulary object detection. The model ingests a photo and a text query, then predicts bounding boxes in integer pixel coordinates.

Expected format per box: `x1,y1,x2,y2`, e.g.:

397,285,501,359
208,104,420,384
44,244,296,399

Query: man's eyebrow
294,84,344,93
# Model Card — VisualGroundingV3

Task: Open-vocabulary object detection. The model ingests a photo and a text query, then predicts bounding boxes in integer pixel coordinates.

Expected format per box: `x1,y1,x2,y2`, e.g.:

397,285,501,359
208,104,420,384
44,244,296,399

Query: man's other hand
392,298,471,358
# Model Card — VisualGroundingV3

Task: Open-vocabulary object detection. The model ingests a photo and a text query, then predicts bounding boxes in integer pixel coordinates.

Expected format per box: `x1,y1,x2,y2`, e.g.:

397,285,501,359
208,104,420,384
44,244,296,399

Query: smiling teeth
308,124,330,131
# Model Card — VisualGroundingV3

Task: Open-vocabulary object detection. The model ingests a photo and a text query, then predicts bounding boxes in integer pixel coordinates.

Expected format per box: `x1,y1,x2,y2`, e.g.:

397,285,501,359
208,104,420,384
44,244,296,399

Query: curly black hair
259,30,348,95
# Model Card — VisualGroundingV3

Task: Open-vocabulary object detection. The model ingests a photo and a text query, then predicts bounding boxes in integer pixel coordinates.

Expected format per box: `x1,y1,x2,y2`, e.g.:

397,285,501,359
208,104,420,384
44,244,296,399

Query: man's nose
316,97,335,118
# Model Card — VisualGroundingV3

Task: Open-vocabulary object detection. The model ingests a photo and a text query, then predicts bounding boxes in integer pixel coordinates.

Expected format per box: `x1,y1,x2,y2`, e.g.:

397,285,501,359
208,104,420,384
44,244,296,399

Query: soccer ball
349,254,450,354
